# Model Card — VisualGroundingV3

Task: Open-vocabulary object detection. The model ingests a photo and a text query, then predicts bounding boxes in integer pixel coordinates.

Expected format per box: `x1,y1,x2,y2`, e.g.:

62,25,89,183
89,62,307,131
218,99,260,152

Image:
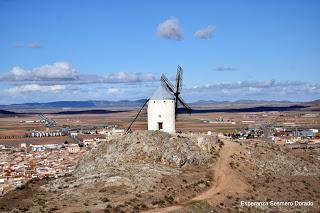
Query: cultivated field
1,103,319,148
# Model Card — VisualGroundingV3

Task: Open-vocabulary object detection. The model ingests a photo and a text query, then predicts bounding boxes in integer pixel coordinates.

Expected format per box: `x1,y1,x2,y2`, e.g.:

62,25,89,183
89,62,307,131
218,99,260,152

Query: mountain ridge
1,99,318,109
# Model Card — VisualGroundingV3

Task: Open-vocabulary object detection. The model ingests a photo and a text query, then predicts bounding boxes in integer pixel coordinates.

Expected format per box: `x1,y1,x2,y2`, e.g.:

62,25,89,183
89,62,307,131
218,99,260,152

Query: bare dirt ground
192,141,248,203
144,138,320,213
192,142,248,201
145,140,249,213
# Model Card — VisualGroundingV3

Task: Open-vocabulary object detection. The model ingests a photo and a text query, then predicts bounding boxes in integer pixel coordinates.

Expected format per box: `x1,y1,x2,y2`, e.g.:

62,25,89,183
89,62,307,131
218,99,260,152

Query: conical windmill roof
150,86,175,100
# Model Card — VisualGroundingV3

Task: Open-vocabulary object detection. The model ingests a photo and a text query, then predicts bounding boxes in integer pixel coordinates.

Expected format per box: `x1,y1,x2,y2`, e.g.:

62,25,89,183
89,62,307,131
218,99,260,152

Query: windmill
126,65,191,133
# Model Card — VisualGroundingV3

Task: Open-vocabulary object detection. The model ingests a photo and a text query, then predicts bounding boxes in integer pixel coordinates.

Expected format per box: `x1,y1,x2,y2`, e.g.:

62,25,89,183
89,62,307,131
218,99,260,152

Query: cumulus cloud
194,25,216,39
103,72,156,83
6,84,66,94
1,62,78,81
214,66,236,71
46,72,157,85
186,80,320,101
0,62,157,84
190,80,299,90
1,79,319,103
107,87,121,94
156,17,183,40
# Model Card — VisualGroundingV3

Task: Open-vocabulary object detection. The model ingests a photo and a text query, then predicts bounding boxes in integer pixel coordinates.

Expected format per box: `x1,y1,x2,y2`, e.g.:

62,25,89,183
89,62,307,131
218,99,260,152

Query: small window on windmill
158,114,161,118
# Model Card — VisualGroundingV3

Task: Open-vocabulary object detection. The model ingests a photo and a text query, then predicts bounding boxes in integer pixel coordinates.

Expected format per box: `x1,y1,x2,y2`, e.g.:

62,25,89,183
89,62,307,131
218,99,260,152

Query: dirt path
145,140,249,213
192,140,248,205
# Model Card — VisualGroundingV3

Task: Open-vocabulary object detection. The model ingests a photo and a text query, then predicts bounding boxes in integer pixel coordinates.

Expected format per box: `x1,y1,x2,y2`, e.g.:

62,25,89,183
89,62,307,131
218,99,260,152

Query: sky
0,0,319,104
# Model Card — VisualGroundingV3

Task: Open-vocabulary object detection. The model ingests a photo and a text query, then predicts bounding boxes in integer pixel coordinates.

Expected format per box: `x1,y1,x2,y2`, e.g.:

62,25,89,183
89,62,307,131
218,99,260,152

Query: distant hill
305,99,320,106
0,100,147,109
0,99,318,111
52,109,126,115
189,105,308,114
192,99,298,105
301,99,320,111
0,109,17,115
0,109,126,116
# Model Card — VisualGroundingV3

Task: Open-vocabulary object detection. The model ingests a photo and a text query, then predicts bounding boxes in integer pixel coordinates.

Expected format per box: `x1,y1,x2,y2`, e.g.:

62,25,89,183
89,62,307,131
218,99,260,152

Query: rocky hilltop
51,131,220,195
0,131,221,212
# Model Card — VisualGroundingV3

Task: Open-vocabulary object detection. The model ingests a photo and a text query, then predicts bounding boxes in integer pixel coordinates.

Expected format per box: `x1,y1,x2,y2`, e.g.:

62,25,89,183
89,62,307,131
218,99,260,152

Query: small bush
100,197,110,202
151,199,165,206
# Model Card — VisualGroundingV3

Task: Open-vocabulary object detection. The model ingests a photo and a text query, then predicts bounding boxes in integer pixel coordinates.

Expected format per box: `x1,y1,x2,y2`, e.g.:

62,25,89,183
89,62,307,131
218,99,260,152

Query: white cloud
2,62,78,81
0,62,158,85
1,80,319,104
248,87,262,93
103,72,156,83
186,80,320,101
194,25,216,39
156,17,183,40
30,62,77,80
107,87,121,94
0,62,157,84
6,84,66,94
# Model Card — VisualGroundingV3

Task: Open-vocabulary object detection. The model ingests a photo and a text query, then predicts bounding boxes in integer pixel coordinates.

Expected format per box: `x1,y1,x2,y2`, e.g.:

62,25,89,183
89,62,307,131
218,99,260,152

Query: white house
148,86,175,133
30,145,46,152
67,144,81,153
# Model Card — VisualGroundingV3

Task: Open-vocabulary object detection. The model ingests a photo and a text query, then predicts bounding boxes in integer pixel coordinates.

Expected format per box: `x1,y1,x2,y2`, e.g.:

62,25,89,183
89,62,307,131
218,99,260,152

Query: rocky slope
0,131,221,213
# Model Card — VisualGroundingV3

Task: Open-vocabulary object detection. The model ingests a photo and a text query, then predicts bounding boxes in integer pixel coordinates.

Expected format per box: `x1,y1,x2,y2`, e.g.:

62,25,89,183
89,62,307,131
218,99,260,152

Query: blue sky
0,0,319,104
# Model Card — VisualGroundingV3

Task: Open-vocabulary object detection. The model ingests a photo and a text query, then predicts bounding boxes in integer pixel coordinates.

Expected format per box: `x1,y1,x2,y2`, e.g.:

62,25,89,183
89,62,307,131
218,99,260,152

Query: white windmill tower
147,85,176,132
126,66,191,133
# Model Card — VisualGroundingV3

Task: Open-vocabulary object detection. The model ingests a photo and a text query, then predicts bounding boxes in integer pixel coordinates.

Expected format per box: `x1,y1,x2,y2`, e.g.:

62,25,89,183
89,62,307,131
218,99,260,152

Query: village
0,144,86,196
225,126,320,145
0,126,125,196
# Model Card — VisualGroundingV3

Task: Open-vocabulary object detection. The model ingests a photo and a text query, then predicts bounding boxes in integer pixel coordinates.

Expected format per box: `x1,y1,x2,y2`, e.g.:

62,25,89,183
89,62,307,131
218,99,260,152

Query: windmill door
158,122,163,130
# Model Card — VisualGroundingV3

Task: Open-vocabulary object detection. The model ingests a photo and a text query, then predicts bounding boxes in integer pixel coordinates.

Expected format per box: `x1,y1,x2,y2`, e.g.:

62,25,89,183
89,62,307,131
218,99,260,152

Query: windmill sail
176,65,183,93
177,95,192,113
160,74,175,93
160,65,192,116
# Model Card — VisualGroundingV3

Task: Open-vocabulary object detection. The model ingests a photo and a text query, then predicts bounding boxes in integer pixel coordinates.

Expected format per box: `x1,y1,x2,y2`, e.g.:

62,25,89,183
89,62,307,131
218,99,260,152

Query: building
148,86,175,133
70,132,78,136
275,140,286,145
110,128,124,135
274,131,293,137
29,131,63,137
44,144,60,149
67,144,81,153
293,130,316,138
30,145,45,152
78,134,107,147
